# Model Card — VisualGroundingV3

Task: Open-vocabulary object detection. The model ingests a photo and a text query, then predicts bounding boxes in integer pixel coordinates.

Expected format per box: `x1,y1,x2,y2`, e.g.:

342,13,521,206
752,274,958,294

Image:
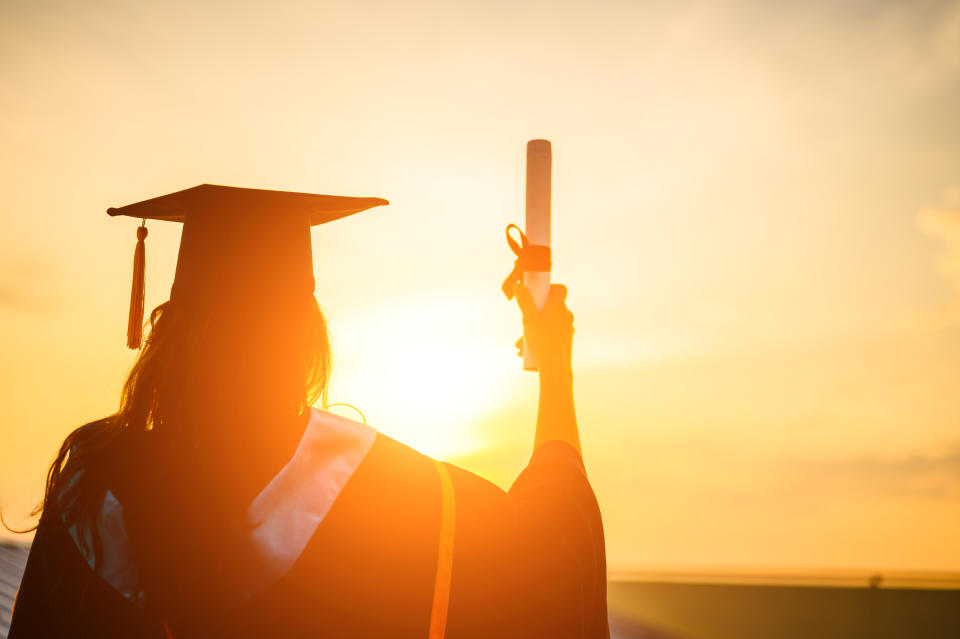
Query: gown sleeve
444,440,609,638
507,441,609,638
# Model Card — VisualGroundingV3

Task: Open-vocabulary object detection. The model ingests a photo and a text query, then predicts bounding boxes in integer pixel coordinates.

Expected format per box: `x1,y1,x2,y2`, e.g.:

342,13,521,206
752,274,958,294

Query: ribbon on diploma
501,223,551,300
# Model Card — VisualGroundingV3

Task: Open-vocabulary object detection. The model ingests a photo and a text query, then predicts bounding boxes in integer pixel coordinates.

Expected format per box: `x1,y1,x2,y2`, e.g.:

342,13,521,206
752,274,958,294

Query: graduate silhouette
9,185,609,638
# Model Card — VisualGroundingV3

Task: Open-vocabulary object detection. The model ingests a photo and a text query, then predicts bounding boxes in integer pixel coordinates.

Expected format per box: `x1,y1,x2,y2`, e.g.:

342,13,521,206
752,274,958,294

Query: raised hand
514,283,574,377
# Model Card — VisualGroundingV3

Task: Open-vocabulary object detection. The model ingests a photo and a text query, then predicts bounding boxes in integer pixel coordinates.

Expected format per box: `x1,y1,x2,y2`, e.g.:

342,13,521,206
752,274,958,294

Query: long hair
19,292,332,627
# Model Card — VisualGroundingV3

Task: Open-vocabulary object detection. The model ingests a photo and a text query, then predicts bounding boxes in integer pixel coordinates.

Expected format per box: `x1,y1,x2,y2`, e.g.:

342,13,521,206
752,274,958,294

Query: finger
515,283,537,317
515,337,523,349
547,284,568,308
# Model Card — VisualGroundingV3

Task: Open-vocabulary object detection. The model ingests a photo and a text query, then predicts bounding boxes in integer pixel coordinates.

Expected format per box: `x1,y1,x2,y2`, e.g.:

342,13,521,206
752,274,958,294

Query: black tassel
127,222,148,349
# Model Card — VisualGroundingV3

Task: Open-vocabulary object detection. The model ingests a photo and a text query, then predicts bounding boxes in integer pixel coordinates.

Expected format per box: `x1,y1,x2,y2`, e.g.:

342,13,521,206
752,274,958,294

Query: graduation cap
108,184,389,349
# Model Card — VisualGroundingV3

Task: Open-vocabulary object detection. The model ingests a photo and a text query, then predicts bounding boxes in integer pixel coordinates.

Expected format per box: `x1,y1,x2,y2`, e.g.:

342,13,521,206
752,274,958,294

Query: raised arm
515,283,581,456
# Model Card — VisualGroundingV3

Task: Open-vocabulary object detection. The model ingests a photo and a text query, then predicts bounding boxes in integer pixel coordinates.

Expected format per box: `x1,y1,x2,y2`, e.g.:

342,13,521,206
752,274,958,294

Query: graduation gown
10,409,609,638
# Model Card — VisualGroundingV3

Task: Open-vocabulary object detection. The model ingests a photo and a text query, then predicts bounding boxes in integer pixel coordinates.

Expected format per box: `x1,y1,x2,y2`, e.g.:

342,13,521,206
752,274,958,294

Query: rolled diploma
523,139,552,371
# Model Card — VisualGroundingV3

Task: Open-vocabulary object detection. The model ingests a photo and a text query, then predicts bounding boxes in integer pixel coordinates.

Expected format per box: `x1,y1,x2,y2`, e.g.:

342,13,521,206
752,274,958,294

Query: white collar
243,407,376,591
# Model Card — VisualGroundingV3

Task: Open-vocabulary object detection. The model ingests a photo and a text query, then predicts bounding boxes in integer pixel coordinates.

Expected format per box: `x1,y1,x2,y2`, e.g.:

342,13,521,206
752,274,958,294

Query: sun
324,296,521,460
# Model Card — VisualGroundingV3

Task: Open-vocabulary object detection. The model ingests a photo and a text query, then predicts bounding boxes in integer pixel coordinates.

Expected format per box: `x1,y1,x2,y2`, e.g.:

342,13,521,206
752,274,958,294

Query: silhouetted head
105,184,386,482
122,293,330,447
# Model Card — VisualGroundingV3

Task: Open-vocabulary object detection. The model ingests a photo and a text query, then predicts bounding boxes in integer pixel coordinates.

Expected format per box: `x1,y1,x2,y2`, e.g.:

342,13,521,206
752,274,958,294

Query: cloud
0,257,54,312
918,187,960,325
873,0,960,94
842,447,960,477
0,285,33,309
796,445,960,498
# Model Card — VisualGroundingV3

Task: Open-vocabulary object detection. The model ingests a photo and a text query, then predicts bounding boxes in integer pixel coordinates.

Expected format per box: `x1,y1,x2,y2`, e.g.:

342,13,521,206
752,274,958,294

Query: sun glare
325,297,521,460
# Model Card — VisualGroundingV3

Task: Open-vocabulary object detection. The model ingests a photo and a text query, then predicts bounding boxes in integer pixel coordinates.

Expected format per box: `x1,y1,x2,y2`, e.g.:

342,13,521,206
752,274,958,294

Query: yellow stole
428,461,455,639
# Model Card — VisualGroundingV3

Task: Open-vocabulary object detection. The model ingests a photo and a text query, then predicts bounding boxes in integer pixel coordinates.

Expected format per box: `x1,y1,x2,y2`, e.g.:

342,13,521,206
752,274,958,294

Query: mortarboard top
107,183,388,225
109,184,389,349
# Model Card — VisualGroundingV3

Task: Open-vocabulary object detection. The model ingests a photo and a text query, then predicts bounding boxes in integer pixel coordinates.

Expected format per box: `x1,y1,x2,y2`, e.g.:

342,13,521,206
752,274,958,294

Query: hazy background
2,0,959,575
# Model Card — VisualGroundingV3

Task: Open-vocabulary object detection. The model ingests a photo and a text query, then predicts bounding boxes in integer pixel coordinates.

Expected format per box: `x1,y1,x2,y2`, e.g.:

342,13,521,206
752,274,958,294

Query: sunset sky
2,0,959,575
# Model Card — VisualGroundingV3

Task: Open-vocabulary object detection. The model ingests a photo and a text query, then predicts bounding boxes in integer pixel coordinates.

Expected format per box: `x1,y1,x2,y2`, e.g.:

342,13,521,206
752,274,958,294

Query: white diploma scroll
522,139,552,371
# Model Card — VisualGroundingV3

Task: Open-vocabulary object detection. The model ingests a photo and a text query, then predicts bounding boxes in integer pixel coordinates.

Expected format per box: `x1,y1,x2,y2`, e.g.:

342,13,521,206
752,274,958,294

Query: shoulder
64,416,119,453
51,416,123,503
362,433,509,508
54,416,118,477
353,431,437,489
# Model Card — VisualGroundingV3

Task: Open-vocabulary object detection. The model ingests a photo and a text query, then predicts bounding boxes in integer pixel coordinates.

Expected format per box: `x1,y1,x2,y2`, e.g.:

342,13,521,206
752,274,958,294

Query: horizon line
608,566,960,590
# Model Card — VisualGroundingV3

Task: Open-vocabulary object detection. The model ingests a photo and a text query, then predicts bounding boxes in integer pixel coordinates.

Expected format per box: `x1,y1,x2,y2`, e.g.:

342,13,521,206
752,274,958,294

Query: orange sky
2,0,959,574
